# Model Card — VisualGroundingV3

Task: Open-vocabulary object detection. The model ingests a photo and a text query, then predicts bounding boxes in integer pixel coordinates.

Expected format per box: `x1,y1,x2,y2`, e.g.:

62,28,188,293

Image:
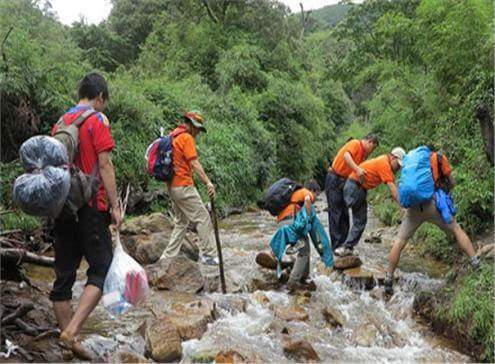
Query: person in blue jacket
270,180,333,293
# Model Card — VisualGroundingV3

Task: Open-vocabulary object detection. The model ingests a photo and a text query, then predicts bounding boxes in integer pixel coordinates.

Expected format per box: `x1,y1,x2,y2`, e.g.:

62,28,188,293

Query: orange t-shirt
349,155,394,190
430,152,452,184
331,139,366,178
277,188,315,222
170,128,198,187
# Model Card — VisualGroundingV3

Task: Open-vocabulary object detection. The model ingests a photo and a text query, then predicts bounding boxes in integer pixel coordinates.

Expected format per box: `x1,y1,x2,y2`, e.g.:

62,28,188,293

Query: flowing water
24,197,469,362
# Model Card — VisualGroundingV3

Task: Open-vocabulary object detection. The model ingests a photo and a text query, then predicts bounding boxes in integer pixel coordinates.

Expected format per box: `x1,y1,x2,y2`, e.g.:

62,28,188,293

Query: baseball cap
391,147,406,166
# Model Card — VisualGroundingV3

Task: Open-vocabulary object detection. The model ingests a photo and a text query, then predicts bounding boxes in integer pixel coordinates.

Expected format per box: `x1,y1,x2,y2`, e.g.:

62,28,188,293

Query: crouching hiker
50,73,121,360
335,148,406,257
266,179,333,293
158,111,219,266
384,147,480,295
325,134,379,250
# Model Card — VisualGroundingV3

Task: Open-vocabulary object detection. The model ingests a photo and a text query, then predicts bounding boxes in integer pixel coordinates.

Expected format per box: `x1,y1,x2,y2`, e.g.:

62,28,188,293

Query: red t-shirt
52,105,116,211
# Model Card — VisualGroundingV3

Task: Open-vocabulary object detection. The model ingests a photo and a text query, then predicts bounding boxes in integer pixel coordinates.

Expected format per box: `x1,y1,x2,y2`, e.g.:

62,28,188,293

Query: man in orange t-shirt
277,180,321,292
325,134,379,250
159,111,218,265
335,147,406,256
384,149,479,295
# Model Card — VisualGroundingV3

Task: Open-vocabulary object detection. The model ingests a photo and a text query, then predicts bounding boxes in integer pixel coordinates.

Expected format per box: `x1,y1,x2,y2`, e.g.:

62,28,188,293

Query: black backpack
264,178,302,216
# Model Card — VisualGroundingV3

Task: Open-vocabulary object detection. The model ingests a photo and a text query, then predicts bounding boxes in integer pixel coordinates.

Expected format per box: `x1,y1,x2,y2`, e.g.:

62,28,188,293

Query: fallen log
14,318,39,336
0,248,54,267
2,303,34,325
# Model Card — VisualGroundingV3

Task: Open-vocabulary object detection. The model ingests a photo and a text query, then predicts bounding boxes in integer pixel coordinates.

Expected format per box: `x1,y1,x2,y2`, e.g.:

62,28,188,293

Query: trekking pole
210,199,227,294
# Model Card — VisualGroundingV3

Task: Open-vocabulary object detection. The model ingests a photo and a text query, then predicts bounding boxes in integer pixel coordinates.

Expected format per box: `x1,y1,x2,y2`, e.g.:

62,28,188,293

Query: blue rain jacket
434,188,457,225
270,205,333,275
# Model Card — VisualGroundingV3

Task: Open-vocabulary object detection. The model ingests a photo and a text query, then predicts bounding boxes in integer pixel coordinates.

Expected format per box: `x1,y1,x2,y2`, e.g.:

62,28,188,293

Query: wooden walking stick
210,198,227,294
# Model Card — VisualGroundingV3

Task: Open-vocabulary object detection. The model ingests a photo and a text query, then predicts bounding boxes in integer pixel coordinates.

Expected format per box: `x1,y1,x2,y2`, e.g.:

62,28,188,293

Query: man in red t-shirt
50,73,121,359
159,111,218,265
325,134,379,250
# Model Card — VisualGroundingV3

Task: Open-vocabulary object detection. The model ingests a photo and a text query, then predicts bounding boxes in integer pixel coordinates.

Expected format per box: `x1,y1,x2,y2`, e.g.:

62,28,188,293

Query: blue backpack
399,146,434,208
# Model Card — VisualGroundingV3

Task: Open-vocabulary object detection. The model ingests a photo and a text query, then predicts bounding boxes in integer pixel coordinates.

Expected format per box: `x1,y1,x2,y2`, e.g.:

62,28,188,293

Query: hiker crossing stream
19,198,469,362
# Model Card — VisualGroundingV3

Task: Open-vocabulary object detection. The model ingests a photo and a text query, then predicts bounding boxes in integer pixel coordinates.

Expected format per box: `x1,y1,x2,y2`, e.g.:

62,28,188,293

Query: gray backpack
53,108,100,219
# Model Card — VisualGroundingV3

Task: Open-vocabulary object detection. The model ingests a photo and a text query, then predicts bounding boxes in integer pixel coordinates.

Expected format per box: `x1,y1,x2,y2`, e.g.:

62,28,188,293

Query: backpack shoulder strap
73,108,96,128
437,151,443,179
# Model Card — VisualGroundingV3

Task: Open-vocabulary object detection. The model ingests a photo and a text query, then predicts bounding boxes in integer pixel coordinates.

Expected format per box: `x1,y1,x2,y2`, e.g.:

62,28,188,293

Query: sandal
59,331,93,361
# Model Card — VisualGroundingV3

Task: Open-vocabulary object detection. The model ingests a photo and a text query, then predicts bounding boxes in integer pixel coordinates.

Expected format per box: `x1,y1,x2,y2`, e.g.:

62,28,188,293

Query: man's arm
344,151,366,181
387,182,401,207
98,151,122,227
190,158,216,198
304,194,312,214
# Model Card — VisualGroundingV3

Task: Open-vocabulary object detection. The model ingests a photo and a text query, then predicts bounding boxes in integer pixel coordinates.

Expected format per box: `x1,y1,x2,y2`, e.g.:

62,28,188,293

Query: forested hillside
0,0,493,357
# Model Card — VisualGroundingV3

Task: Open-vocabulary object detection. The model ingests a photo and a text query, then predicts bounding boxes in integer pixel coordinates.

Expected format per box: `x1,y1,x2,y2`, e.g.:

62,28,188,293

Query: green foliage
447,265,494,362
309,3,353,29
414,224,455,263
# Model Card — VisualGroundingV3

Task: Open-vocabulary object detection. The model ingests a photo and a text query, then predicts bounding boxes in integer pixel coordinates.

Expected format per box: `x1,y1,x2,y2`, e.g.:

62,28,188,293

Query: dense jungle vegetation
0,0,493,359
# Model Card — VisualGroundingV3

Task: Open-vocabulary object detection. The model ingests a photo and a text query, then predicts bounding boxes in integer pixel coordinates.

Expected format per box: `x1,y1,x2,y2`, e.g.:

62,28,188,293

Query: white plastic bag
102,232,149,315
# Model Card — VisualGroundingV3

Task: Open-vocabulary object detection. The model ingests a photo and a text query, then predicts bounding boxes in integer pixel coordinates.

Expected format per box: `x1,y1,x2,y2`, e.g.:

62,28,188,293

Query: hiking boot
301,279,317,291
471,256,481,271
335,246,353,257
201,256,219,266
288,280,316,294
278,269,290,284
384,273,394,295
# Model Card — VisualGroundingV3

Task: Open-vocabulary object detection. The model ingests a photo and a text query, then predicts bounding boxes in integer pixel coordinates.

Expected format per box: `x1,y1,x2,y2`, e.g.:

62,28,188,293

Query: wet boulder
275,305,309,322
255,251,295,270
110,350,150,363
121,212,172,235
342,267,375,290
282,336,320,362
334,255,362,270
322,307,346,328
144,316,182,362
215,350,246,363
167,298,216,340
146,255,205,293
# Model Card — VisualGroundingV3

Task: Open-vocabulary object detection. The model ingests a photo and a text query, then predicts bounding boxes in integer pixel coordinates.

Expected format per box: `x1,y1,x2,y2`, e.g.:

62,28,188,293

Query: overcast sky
49,0,344,25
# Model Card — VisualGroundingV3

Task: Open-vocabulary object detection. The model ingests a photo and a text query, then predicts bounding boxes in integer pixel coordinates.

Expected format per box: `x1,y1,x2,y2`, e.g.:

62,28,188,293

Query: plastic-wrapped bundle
19,136,68,171
102,233,149,316
13,166,71,217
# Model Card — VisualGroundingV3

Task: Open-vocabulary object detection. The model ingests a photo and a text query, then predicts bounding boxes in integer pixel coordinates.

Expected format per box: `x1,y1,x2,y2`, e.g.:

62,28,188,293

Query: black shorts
49,205,113,302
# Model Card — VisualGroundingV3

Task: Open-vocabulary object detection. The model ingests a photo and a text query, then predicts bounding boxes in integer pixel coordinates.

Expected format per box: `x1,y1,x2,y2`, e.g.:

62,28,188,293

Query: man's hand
207,181,216,199
111,206,123,229
356,166,367,183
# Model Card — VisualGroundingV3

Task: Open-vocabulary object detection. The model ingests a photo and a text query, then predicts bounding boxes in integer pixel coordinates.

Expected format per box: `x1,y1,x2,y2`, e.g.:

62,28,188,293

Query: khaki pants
161,185,216,258
398,199,456,241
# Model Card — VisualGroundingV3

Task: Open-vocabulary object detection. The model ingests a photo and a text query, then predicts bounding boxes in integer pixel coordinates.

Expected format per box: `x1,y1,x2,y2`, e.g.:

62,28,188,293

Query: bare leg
53,301,73,331
59,285,102,360
62,285,102,338
387,238,408,276
451,221,476,258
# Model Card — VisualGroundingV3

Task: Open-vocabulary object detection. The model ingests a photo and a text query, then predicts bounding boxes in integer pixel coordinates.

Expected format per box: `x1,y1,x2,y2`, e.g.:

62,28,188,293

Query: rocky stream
0,198,473,362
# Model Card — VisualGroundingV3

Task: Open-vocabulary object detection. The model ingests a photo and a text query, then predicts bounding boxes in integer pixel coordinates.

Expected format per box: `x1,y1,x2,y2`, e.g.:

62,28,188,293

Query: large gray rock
146,255,205,293
121,212,172,235
144,316,182,362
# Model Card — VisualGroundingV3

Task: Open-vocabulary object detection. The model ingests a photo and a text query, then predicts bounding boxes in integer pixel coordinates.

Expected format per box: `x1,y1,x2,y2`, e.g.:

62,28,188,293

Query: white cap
391,147,406,166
